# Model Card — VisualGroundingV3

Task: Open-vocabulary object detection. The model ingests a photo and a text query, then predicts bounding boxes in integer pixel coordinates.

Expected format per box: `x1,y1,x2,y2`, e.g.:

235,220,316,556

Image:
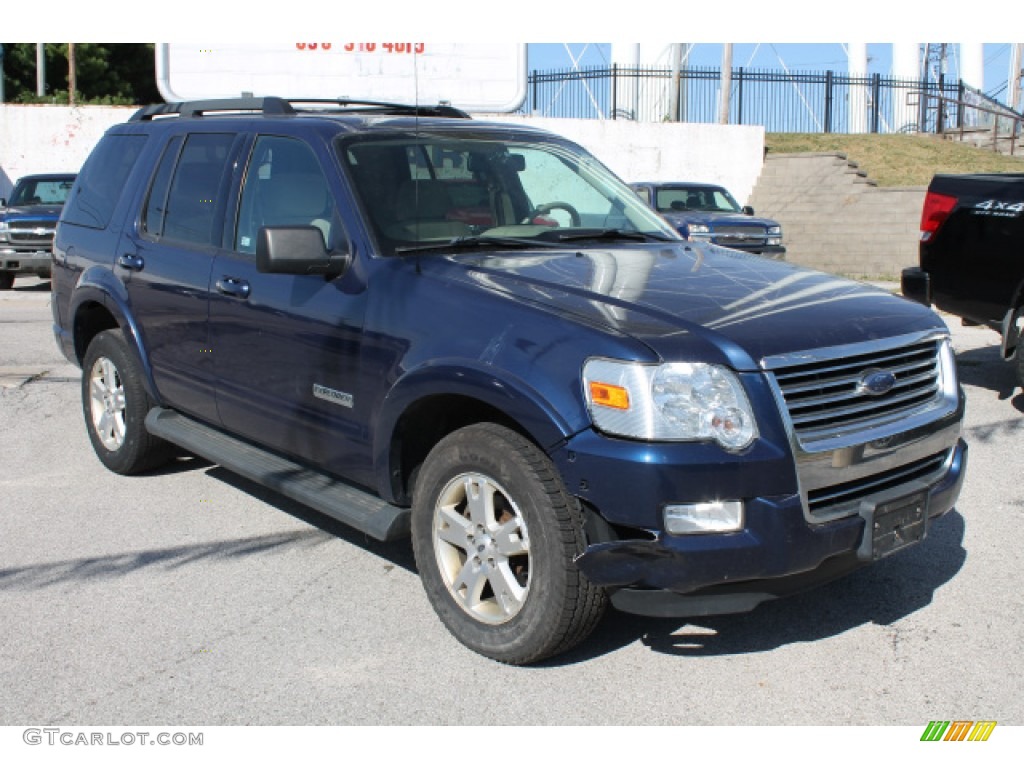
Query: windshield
337,132,679,255
9,177,75,206
654,185,741,214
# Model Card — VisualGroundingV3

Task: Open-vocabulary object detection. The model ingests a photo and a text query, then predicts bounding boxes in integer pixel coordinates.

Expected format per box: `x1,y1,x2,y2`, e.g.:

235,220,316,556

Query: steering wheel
524,201,581,227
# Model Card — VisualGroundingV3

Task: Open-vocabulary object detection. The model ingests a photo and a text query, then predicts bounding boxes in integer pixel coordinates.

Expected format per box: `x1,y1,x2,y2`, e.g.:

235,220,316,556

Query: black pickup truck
902,173,1024,389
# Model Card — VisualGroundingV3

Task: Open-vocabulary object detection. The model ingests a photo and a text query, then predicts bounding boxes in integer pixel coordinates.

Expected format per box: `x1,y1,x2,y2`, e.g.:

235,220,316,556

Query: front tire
81,329,171,474
0,271,14,290
411,423,607,664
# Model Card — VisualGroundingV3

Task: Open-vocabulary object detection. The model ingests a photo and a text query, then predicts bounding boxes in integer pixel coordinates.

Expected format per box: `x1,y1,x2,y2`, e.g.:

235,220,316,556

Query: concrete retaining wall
748,153,926,279
0,105,766,206
0,105,137,196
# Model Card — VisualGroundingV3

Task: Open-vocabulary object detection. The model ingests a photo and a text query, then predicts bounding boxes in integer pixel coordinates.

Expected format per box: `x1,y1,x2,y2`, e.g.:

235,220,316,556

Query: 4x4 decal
973,199,1024,217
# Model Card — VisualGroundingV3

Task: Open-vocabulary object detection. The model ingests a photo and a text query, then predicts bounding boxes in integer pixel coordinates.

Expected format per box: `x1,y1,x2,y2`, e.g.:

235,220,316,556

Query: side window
62,134,147,229
656,189,689,212
142,135,183,238
142,133,235,247
235,136,337,254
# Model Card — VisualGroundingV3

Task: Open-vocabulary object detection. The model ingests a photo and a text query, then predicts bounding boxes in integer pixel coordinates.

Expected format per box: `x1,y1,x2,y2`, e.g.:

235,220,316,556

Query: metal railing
925,88,1022,155
523,65,984,135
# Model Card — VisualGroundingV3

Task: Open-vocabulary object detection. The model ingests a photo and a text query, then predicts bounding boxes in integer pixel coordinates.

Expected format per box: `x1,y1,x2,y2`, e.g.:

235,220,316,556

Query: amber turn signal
588,381,630,410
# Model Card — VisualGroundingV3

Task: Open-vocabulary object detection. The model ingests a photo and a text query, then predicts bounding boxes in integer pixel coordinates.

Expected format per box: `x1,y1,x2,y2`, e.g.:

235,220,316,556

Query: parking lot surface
1,277,1022,726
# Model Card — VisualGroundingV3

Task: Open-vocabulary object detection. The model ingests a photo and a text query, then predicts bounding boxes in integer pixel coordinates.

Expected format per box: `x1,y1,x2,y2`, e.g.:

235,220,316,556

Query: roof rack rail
130,97,296,121
129,96,471,122
296,98,472,119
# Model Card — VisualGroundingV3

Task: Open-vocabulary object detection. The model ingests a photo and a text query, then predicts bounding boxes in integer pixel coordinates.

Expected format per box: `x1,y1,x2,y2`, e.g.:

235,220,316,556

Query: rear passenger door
208,134,373,485
121,131,243,423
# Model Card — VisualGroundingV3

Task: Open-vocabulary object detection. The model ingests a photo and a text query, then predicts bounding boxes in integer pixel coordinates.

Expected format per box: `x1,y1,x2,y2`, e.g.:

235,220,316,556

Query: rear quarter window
62,134,147,229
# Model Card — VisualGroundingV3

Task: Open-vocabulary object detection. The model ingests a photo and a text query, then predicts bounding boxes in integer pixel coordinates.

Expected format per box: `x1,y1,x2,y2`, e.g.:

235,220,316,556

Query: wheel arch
374,363,582,506
1000,276,1024,360
69,272,160,403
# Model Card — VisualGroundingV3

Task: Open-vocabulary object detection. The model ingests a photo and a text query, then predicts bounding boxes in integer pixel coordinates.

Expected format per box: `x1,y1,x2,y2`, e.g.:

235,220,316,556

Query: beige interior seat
385,179,471,242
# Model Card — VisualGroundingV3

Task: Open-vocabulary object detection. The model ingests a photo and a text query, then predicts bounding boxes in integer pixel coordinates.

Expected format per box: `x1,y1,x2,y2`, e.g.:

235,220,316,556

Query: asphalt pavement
1,277,1022,731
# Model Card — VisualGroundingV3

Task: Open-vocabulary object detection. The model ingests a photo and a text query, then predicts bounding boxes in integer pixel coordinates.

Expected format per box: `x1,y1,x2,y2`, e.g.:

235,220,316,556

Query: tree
0,43,160,105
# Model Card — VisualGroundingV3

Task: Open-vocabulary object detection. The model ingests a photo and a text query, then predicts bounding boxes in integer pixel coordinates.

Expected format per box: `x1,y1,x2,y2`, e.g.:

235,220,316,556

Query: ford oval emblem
858,368,897,397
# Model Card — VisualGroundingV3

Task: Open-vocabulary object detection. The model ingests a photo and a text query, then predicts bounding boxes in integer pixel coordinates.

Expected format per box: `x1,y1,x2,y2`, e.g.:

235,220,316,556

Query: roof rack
129,96,471,122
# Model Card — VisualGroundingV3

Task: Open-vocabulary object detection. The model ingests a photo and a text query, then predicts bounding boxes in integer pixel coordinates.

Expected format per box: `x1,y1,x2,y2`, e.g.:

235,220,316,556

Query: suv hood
661,211,777,229
440,242,945,370
0,203,64,219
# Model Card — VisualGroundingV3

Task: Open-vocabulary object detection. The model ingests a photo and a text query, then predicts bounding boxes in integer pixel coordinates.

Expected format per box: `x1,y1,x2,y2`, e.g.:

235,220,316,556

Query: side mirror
256,226,349,277
0,198,7,207
742,205,755,215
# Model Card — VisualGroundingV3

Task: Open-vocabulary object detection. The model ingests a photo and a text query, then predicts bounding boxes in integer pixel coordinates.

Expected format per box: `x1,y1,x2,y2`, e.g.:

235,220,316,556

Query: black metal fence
522,65,985,134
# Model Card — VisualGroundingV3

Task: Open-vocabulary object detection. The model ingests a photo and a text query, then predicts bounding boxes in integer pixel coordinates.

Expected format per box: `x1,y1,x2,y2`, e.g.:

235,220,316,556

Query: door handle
117,254,145,271
216,276,251,299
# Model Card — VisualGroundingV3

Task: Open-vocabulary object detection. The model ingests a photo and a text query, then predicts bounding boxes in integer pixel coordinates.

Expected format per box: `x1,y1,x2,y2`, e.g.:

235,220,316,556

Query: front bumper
901,266,931,306
0,248,53,277
564,429,967,618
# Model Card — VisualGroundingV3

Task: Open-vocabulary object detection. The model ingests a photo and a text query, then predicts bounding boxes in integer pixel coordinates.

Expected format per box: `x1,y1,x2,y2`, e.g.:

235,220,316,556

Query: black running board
145,407,410,541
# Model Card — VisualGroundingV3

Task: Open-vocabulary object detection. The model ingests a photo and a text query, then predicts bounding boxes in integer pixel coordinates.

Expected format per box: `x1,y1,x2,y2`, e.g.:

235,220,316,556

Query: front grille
769,339,945,444
712,225,765,246
806,450,949,514
7,221,56,247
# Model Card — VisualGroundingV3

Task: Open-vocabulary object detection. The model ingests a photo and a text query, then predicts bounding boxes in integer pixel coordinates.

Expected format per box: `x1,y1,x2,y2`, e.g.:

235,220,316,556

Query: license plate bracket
858,490,929,561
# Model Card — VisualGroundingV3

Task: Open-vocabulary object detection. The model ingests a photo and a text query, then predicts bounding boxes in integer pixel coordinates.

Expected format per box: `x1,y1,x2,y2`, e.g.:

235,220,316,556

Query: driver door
209,134,373,484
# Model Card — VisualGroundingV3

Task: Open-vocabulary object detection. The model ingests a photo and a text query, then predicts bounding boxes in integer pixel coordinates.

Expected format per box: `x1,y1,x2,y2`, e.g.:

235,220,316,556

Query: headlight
0,221,8,241
766,224,782,246
583,359,758,450
686,223,712,241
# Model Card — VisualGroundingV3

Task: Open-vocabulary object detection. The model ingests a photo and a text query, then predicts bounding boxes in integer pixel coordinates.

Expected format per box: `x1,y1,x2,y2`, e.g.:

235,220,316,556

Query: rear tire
81,329,172,474
0,272,14,290
411,423,607,664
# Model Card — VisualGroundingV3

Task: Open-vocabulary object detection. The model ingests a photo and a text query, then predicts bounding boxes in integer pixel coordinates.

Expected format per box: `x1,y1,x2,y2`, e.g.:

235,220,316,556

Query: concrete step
749,152,924,279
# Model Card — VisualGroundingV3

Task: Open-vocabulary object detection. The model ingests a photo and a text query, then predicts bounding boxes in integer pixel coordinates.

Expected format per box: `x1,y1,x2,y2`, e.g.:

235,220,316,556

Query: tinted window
144,133,235,247
142,136,183,238
62,135,146,229
10,177,75,206
235,135,338,254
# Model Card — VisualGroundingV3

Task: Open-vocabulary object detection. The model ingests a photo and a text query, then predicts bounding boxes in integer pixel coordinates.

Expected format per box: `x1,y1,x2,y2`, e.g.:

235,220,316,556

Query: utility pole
68,43,76,106
668,43,682,121
0,44,5,103
1010,43,1023,113
718,43,733,124
36,43,46,98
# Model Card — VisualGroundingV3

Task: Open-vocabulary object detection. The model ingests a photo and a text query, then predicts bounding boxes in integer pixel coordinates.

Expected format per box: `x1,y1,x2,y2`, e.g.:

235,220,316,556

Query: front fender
372,359,585,502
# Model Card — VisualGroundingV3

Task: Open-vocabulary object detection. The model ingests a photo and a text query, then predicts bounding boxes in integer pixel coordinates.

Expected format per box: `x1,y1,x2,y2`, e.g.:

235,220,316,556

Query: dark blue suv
52,97,966,663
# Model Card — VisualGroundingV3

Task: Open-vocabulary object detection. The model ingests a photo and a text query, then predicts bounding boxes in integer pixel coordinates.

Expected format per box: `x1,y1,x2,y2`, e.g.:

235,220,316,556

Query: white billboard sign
155,43,527,113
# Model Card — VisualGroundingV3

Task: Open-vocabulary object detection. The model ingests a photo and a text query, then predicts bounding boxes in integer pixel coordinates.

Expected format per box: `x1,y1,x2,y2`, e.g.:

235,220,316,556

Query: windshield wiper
554,228,674,243
394,235,563,255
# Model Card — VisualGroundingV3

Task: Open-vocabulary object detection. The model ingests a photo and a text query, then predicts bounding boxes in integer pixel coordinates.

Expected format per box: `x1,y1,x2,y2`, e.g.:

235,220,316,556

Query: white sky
14,0,1023,43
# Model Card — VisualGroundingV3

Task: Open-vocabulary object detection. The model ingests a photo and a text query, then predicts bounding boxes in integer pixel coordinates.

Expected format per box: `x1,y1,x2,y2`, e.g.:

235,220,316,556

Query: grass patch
765,133,1024,187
